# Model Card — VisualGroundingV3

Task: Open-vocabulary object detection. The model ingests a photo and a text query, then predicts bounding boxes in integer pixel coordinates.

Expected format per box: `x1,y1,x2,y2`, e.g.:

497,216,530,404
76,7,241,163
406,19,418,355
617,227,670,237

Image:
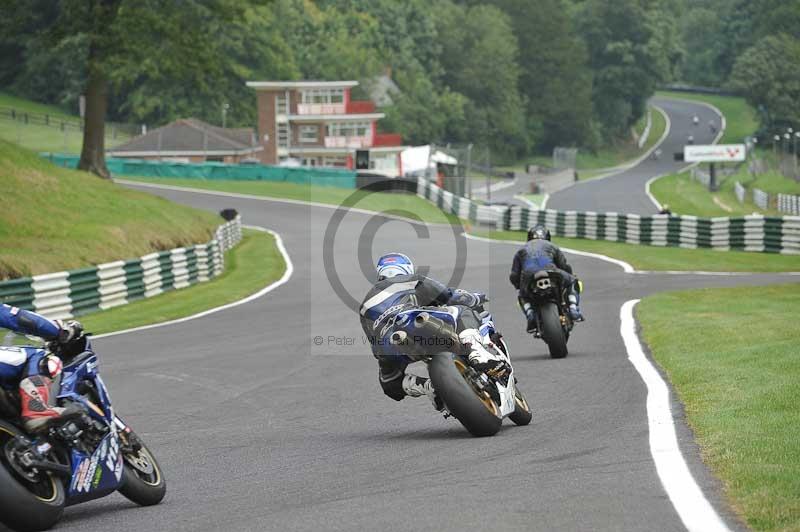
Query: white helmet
376,253,414,281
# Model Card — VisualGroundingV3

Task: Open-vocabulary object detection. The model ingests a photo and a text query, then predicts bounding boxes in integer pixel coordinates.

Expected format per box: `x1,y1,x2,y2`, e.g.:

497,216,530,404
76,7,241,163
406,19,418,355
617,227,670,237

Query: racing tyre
508,385,532,426
0,421,65,532
118,432,166,507
540,302,568,359
428,352,502,437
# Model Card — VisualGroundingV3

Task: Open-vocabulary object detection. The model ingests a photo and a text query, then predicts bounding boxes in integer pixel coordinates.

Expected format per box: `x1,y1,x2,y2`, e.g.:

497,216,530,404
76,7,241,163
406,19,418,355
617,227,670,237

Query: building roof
246,81,359,90
108,118,260,155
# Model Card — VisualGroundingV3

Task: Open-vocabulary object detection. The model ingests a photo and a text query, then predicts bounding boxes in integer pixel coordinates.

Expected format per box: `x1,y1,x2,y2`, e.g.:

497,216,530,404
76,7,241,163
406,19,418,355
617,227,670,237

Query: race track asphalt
10,179,790,532
547,97,722,214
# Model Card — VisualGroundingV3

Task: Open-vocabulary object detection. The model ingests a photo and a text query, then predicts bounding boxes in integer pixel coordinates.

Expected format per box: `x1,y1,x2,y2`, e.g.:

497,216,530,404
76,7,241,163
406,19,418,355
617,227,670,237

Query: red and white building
246,80,404,174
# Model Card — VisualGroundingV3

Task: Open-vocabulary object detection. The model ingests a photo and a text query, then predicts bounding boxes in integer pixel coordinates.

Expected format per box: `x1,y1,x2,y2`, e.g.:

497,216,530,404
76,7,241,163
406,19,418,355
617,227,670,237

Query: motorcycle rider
0,304,84,432
359,253,509,410
509,225,583,334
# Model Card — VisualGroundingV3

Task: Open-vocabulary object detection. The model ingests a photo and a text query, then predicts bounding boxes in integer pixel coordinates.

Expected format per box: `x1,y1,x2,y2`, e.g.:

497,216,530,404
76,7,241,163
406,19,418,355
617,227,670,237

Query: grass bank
122,177,459,225
656,91,758,144
0,92,132,153
81,229,283,335
638,283,800,531
474,230,800,272
651,164,800,217
0,140,220,279
501,104,668,176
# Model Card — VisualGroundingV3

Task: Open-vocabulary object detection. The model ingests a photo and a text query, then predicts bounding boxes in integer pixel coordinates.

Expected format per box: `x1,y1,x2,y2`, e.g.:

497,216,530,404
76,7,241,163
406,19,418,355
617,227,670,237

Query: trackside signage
684,144,746,162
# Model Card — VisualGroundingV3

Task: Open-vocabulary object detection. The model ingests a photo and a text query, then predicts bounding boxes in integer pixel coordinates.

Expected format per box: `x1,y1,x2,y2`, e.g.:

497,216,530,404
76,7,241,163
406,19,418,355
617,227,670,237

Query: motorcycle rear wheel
118,432,166,507
540,302,568,359
428,353,502,437
0,421,65,532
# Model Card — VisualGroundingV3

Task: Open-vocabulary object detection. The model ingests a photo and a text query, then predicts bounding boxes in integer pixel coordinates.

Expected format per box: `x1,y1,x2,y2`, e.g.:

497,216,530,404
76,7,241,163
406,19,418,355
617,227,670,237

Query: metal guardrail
0,217,242,319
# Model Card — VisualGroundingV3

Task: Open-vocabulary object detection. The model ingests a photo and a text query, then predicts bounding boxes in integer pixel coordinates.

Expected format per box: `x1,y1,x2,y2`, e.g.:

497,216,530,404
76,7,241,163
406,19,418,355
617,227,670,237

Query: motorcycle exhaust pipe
414,313,467,355
389,331,408,346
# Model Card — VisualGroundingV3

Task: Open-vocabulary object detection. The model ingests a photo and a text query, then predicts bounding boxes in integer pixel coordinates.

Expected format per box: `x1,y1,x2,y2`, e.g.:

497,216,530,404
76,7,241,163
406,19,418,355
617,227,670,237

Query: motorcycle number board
684,144,746,162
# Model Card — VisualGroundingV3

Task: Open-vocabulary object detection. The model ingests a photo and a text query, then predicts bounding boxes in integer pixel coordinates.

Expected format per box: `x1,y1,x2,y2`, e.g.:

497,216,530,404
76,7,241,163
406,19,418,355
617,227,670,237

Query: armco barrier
416,177,800,255
42,154,357,189
0,217,242,319
416,176,504,226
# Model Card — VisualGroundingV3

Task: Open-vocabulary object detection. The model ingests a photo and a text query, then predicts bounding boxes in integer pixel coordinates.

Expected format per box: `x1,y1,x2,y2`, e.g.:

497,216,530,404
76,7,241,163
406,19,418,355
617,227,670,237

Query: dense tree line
6,0,786,176
676,0,800,134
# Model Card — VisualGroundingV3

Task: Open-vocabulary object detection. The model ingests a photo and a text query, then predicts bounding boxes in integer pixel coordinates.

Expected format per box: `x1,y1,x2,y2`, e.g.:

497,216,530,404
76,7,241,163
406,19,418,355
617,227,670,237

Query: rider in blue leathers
0,304,84,432
510,225,583,333
359,253,509,410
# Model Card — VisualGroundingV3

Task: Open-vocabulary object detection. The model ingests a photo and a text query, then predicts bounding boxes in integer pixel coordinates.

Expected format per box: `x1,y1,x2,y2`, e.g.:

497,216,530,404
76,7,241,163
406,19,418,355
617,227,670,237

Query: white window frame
301,88,344,105
299,125,319,144
326,121,370,138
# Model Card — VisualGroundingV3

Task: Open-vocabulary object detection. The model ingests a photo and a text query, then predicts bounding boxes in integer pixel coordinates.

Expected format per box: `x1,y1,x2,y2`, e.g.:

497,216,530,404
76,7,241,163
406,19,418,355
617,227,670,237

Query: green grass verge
637,283,800,531
81,229,283,335
0,92,132,153
0,140,220,279
122,176,460,225
500,104,667,175
656,91,758,144
474,230,800,272
650,162,800,217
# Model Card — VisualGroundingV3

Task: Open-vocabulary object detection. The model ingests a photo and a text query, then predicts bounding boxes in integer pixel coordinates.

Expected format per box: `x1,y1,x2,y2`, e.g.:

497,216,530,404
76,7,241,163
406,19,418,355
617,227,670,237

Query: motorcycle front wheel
118,430,166,507
508,384,532,426
428,353,502,437
0,421,65,532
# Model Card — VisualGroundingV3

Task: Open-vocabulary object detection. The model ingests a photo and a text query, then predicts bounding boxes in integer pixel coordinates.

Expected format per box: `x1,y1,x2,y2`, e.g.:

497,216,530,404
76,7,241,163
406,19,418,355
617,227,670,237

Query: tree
731,34,800,131
2,0,259,178
491,0,593,151
576,0,667,138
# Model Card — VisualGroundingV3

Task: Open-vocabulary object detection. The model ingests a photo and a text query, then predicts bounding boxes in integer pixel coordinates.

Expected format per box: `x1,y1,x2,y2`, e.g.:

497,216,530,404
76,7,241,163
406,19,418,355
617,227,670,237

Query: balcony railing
296,103,346,115
345,100,376,114
324,136,372,148
373,133,402,147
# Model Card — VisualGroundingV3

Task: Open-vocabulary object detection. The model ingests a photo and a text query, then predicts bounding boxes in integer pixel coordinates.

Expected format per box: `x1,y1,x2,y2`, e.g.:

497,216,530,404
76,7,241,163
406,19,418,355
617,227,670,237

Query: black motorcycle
524,269,577,359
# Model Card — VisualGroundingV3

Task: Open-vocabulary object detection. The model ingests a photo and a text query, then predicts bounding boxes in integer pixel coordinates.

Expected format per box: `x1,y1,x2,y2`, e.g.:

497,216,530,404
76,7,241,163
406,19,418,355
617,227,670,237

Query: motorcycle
387,305,532,437
0,334,166,531
523,269,580,359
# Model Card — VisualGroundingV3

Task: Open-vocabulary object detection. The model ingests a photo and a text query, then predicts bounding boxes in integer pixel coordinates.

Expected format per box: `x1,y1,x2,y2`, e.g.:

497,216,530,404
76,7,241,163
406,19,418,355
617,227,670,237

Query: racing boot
459,329,510,378
402,374,445,412
19,375,82,433
567,293,584,322
522,302,538,334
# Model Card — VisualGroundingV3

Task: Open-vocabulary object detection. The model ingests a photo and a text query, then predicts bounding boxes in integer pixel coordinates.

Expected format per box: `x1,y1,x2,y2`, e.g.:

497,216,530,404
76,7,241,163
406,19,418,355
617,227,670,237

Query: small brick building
246,80,404,175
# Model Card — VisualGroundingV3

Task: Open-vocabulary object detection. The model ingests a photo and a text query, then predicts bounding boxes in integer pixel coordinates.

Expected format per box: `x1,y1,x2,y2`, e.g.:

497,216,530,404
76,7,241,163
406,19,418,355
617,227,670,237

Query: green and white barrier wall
416,177,800,254
0,217,242,319
42,154,357,189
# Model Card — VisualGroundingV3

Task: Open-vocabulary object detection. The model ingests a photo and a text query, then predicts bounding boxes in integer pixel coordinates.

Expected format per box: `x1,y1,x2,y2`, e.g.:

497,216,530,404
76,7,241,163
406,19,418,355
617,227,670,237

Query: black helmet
527,225,551,241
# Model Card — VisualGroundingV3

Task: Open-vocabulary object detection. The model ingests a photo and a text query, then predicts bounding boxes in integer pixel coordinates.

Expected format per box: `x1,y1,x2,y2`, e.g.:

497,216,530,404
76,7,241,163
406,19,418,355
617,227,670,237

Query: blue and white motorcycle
388,305,532,437
0,334,165,531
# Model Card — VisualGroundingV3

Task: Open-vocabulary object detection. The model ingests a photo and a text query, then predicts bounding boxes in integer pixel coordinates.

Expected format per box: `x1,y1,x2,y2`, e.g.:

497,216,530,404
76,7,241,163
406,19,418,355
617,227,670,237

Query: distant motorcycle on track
389,305,532,436
524,269,582,359
0,334,166,531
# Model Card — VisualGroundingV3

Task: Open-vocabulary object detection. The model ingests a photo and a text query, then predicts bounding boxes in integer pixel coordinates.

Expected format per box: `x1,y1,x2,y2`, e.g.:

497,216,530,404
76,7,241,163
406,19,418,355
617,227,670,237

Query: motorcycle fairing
66,431,123,503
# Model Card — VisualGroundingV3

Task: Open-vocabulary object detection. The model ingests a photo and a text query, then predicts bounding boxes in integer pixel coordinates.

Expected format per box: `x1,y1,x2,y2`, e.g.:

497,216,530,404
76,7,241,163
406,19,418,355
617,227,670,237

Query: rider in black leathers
509,225,583,333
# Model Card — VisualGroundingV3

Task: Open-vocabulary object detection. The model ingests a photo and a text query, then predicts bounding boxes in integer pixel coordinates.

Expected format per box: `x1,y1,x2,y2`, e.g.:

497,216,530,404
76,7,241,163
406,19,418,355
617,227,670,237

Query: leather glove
55,320,83,344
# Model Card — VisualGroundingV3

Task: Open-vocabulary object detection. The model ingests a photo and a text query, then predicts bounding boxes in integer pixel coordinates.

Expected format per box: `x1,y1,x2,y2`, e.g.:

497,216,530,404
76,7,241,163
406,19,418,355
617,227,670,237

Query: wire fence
0,105,142,153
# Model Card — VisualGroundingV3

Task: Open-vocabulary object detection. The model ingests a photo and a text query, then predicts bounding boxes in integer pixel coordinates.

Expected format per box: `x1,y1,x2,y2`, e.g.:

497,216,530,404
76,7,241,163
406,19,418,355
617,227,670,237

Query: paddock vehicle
525,269,579,359
389,305,531,436
0,334,165,531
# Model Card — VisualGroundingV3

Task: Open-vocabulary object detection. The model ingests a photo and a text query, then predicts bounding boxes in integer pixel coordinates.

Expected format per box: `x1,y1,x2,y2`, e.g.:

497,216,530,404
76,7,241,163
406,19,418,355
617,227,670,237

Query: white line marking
93,226,294,339
463,233,800,276
116,179,454,228
620,300,731,532
471,177,518,195
513,193,549,211
462,232,636,273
